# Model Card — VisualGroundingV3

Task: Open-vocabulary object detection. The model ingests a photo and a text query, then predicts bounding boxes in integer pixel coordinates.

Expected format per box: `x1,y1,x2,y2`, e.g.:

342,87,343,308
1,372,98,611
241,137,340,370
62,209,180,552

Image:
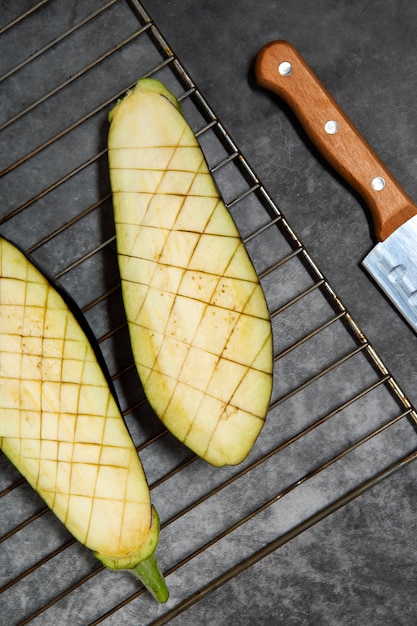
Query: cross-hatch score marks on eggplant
108,79,273,467
0,236,168,602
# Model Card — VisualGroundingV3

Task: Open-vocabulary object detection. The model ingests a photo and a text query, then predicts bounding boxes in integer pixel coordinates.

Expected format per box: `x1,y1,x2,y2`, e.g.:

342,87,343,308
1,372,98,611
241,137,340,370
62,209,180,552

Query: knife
255,40,417,332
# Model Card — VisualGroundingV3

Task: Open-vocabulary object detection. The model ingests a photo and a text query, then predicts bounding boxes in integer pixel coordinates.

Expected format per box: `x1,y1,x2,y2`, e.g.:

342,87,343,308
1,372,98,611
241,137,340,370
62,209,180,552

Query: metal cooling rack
1,1,417,624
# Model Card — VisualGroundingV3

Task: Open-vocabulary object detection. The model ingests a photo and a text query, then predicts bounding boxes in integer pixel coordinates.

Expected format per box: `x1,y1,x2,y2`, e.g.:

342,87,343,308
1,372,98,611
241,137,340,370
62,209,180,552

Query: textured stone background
2,1,417,624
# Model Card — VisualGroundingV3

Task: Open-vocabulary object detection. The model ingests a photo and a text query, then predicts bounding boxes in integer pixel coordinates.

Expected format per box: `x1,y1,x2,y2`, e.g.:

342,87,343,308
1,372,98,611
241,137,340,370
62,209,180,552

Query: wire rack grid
1,1,417,624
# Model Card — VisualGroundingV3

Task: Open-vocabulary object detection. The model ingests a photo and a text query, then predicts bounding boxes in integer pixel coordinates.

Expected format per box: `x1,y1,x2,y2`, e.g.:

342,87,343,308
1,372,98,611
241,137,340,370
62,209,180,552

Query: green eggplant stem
131,551,169,603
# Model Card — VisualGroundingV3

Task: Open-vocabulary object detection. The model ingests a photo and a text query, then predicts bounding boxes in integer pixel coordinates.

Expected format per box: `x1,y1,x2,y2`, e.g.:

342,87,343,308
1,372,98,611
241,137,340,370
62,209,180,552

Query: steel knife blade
255,40,417,332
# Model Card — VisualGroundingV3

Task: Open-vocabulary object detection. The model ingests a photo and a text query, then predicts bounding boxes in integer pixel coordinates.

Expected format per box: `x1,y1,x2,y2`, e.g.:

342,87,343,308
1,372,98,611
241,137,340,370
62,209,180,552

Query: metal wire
1,1,417,624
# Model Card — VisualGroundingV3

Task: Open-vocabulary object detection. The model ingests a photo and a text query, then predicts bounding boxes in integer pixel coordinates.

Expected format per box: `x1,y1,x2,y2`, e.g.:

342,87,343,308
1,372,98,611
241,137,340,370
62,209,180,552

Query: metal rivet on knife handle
255,40,417,242
324,120,339,135
371,176,386,191
278,61,292,76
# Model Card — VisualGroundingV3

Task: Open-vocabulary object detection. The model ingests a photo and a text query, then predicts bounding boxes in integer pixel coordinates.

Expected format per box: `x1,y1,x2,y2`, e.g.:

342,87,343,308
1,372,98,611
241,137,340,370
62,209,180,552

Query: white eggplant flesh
0,236,168,602
108,79,273,466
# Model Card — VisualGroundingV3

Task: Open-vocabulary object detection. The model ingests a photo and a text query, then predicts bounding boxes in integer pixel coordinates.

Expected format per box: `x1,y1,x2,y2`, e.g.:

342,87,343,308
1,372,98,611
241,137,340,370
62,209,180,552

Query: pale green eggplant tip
132,550,169,603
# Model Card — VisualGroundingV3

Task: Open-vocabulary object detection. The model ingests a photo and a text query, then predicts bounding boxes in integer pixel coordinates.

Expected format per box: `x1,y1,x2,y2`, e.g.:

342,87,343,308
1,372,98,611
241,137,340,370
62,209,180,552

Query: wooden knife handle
255,40,417,241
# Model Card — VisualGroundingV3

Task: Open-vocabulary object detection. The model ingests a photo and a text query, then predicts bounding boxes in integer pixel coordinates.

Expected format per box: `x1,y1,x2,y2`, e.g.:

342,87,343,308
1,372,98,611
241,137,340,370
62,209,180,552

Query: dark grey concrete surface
1,1,417,624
